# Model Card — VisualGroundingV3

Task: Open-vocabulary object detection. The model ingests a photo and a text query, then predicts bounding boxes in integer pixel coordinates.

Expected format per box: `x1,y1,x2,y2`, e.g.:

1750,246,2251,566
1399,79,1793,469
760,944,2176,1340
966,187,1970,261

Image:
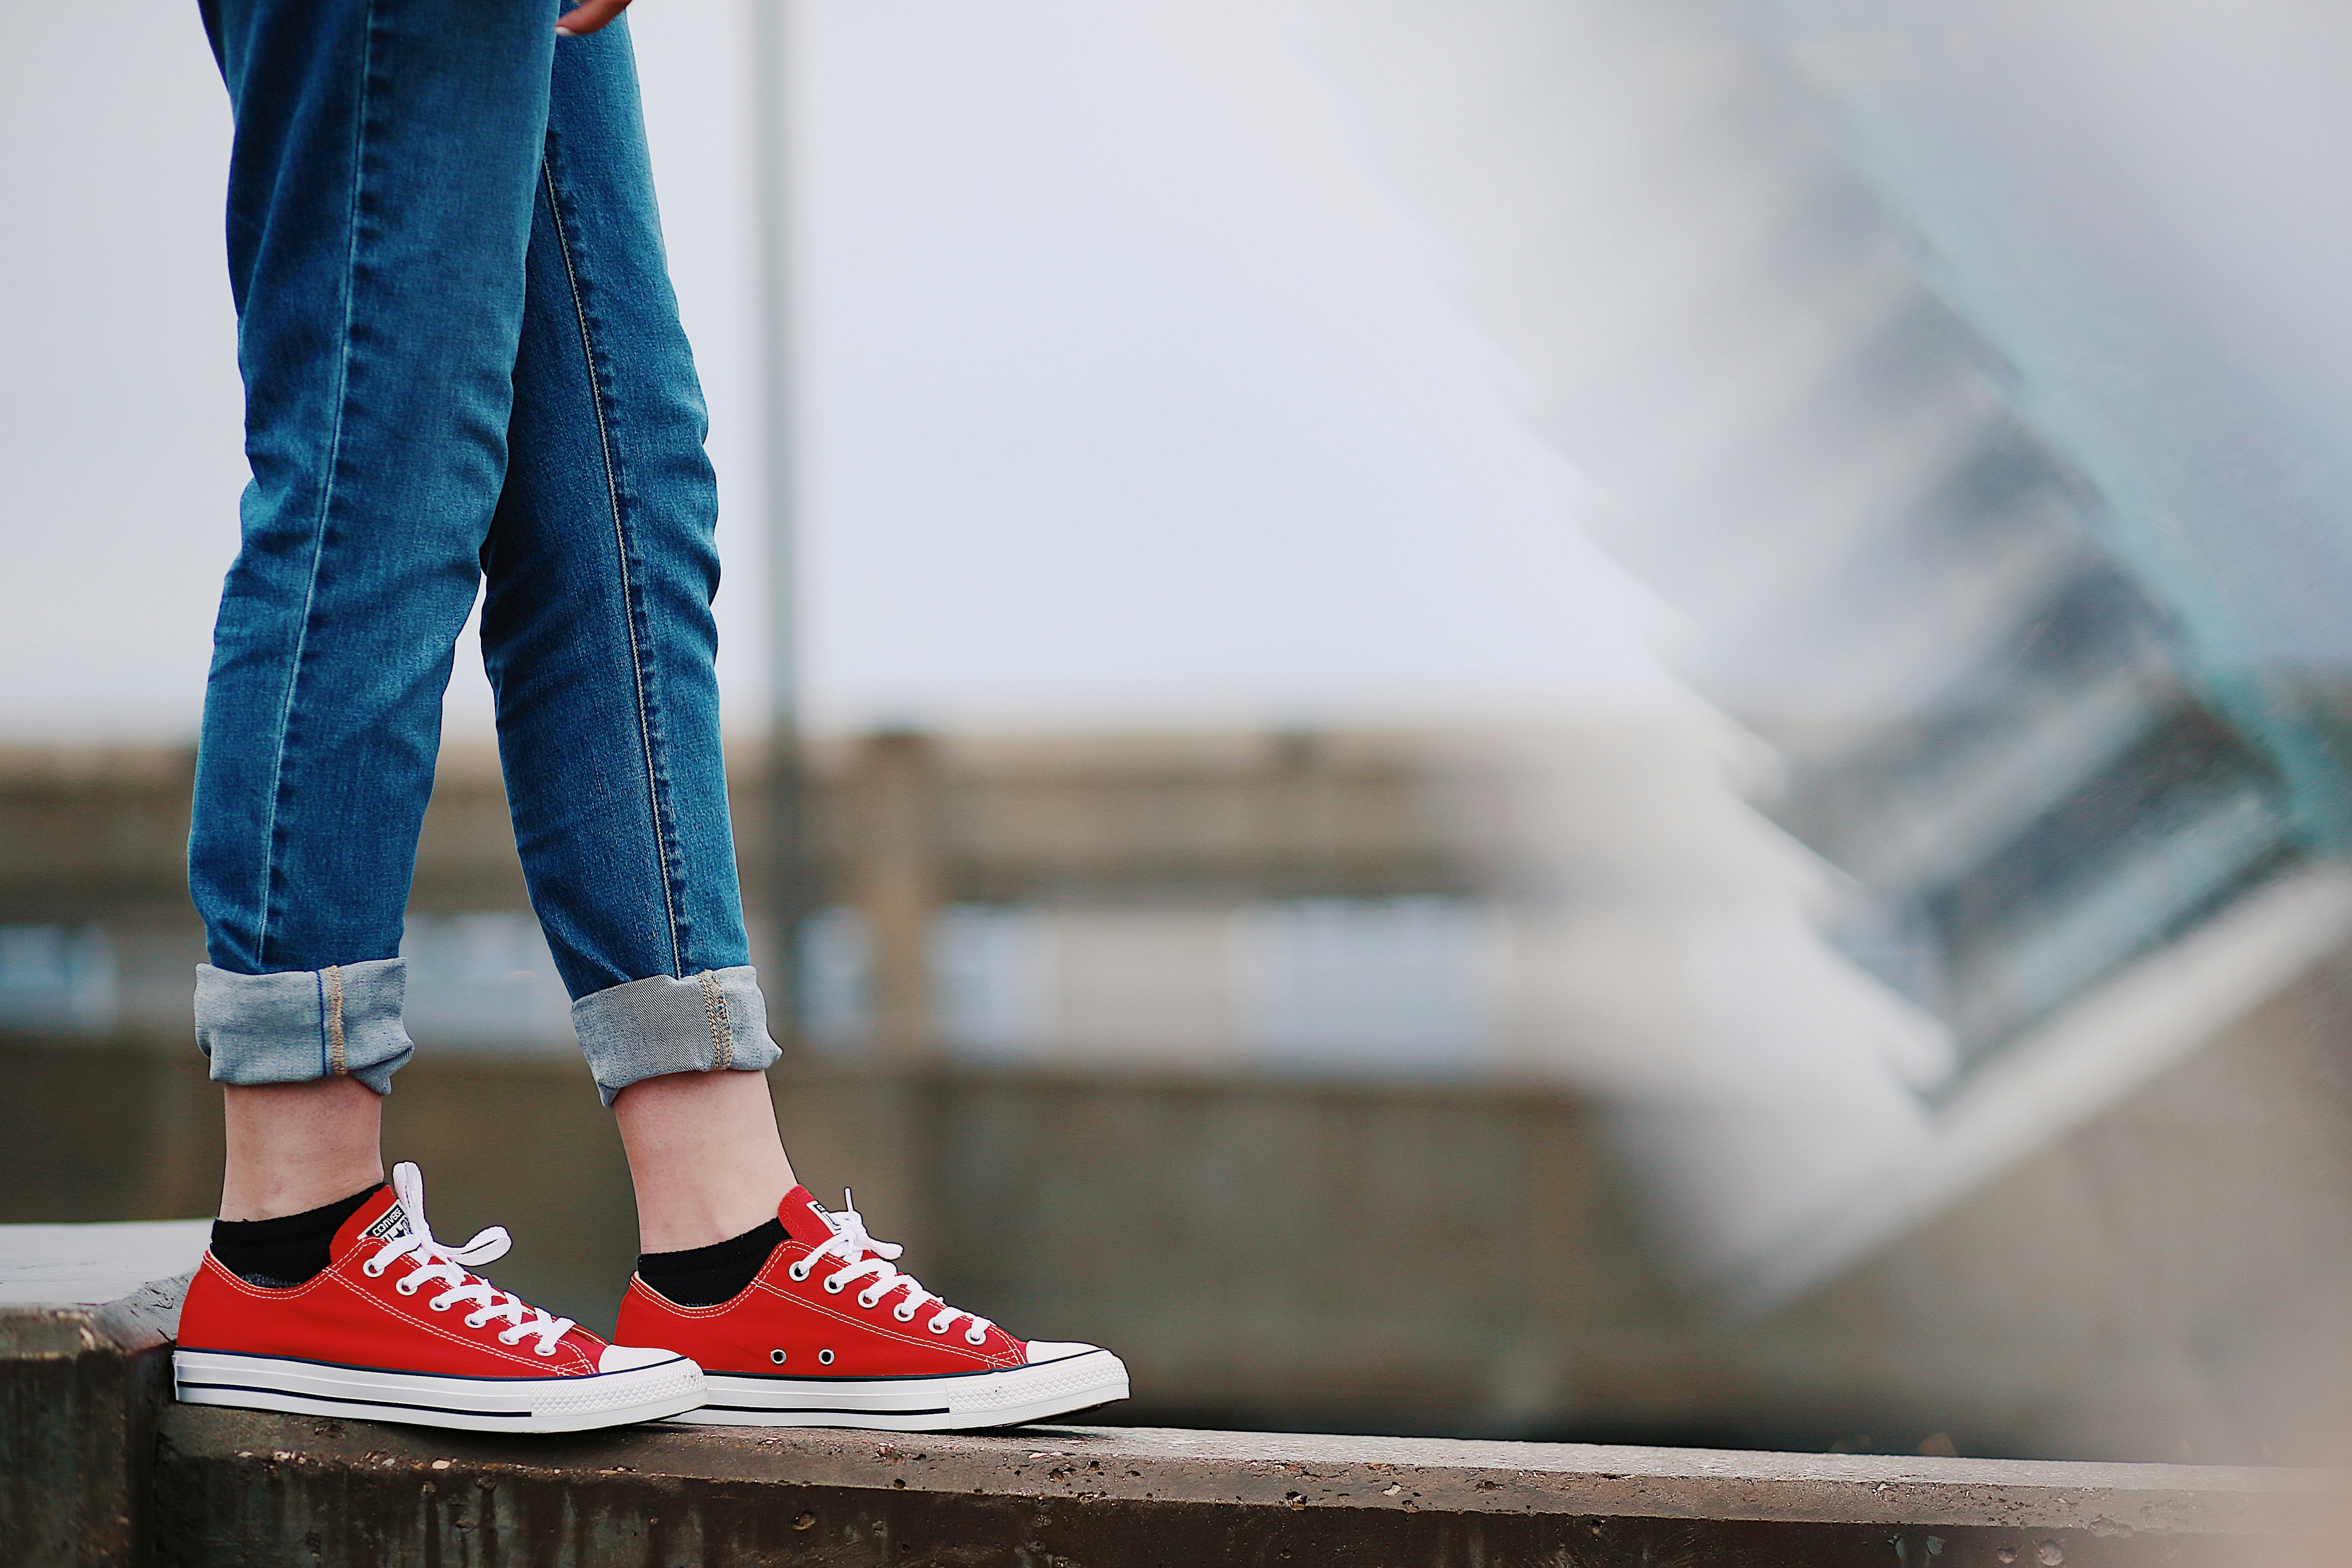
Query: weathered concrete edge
0,1273,190,1360
0,1275,191,1568
159,1406,2345,1538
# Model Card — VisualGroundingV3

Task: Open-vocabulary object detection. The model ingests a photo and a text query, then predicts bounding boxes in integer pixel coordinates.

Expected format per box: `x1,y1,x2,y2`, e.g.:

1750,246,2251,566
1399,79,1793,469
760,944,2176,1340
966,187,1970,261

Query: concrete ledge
155,1406,2341,1568
1,1225,203,1568
6,1224,2344,1566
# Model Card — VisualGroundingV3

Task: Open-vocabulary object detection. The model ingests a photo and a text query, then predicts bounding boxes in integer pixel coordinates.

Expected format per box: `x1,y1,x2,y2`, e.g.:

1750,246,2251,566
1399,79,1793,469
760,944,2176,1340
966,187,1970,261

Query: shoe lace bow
795,1189,995,1347
360,1162,576,1357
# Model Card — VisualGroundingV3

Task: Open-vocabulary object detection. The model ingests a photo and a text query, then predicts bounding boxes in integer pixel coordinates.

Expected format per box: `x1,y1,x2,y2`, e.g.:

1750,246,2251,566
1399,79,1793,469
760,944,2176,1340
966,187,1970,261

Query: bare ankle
613,1068,797,1253
219,1076,386,1221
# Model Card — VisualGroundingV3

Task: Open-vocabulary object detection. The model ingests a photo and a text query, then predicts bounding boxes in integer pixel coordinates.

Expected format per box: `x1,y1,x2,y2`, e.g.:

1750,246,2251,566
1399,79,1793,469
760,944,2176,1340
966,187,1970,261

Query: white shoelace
790,1189,995,1348
358,1162,577,1357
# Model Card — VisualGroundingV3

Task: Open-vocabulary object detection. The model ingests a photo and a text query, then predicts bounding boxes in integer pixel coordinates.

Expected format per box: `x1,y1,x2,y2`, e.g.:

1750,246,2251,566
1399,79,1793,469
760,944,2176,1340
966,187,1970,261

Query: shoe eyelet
894,1306,916,1323
787,1263,810,1283
818,1348,835,1366
427,1298,451,1312
857,1291,882,1309
965,1330,986,1347
822,1277,845,1295
769,1349,787,1365
534,1344,556,1357
363,1262,386,1278
395,1280,419,1296
927,1321,948,1335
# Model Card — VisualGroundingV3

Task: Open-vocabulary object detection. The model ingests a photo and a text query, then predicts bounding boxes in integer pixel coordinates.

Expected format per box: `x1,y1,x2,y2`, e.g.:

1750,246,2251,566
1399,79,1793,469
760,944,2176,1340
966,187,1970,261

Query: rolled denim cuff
194,959,414,1095
573,966,782,1107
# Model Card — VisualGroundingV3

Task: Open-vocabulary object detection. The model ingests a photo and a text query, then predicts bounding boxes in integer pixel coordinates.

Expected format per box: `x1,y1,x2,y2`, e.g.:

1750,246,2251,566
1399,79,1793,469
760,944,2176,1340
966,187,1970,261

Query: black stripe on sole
696,1348,1099,1385
175,1346,689,1383
177,1381,536,1420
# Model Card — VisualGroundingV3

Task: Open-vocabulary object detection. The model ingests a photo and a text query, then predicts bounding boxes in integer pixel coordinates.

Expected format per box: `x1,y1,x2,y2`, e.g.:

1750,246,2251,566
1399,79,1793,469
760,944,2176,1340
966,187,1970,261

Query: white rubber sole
172,1348,706,1434
670,1345,1130,1431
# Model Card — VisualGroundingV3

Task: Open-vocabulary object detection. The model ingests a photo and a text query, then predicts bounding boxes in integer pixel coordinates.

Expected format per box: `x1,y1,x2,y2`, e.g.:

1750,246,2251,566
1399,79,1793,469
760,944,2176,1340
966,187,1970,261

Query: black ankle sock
211,1184,385,1288
638,1218,787,1308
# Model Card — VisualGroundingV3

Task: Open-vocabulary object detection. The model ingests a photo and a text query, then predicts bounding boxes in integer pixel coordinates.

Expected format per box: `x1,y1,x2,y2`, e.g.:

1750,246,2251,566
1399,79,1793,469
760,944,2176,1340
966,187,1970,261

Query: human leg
481,31,1121,1426
189,0,555,1115
611,1070,796,1252
178,0,701,1428
484,16,760,1037
484,17,790,1228
218,1078,383,1222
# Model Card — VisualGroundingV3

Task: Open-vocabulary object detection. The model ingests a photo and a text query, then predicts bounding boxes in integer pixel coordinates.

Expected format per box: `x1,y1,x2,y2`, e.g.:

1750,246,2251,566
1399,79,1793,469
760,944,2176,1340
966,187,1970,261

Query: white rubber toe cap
1024,1340,1107,1364
600,1343,691,1374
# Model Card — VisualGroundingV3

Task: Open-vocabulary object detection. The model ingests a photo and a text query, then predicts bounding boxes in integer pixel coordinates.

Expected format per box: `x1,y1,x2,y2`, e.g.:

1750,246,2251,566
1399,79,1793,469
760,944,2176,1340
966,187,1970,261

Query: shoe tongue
333,1184,412,1259
775,1185,838,1246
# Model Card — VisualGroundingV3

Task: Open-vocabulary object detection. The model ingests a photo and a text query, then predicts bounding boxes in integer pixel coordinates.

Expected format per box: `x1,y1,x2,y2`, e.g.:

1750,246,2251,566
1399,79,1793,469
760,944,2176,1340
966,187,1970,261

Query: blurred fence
0,731,1479,1057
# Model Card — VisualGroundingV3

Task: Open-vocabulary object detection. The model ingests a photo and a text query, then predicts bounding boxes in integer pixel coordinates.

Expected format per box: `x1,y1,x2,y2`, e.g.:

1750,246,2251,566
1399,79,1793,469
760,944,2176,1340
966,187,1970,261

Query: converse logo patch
361,1204,413,1244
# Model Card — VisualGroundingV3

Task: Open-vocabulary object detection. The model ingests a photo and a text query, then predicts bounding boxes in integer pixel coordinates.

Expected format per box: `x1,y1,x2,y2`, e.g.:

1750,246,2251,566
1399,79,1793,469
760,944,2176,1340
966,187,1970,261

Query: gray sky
0,0,1669,742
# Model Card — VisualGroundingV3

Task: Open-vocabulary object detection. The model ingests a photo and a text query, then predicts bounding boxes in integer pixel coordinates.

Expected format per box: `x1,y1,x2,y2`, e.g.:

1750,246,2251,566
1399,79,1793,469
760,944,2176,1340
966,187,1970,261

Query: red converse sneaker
175,1163,704,1433
617,1187,1128,1430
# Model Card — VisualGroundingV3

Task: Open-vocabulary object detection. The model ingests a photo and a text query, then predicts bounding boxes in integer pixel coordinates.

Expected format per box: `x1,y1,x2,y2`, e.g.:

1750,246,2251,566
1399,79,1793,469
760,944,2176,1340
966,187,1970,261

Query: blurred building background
7,0,2352,1466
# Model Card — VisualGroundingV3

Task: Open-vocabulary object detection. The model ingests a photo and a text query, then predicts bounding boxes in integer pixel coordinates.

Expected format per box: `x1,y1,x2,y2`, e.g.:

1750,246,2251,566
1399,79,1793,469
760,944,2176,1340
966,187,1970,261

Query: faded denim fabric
187,0,776,1097
572,967,775,1107
196,958,413,1094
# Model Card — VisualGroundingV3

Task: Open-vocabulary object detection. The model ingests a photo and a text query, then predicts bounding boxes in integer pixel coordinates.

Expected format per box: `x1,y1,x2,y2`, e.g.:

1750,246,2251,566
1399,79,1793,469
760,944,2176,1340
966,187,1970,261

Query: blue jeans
188,0,779,1104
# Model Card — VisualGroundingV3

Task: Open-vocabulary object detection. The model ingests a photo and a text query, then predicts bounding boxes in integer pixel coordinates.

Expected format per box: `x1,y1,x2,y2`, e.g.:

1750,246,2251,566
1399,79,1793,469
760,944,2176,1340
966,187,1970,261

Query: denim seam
698,969,733,1070
197,959,411,1094
252,0,379,971
324,963,347,1075
538,148,687,978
